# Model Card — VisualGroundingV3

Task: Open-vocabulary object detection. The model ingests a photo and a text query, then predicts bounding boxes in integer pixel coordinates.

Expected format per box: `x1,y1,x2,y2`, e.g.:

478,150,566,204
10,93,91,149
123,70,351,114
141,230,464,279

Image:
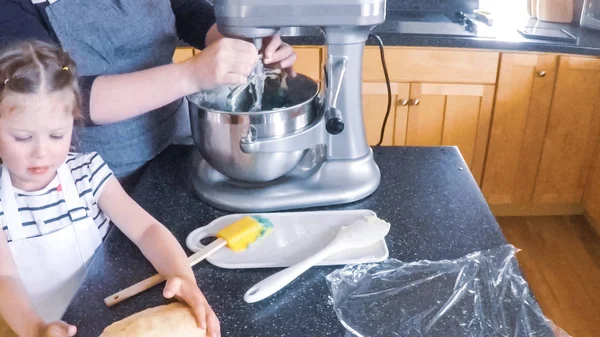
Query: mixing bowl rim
186,73,321,116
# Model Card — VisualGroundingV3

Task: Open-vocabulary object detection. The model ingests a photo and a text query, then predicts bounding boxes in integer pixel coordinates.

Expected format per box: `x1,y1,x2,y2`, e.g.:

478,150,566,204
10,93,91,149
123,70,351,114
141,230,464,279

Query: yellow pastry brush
104,215,273,307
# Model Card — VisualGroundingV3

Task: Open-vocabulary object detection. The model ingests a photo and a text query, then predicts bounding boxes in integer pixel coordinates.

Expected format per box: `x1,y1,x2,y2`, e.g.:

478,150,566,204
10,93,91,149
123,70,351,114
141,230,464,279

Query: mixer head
212,0,386,40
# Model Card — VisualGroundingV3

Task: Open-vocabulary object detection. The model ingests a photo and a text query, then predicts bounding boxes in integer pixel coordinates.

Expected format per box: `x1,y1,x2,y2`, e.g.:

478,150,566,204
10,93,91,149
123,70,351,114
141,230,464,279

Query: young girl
0,41,220,337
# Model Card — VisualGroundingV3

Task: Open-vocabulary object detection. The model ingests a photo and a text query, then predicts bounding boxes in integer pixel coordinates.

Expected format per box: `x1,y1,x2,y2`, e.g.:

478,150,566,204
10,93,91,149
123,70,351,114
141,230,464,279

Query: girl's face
0,89,75,191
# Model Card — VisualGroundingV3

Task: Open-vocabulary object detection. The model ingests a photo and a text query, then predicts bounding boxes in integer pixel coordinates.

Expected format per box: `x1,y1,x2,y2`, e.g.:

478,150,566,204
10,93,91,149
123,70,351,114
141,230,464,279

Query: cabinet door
292,47,322,81
172,48,194,63
406,83,494,183
189,46,322,81
363,47,499,84
362,83,410,146
584,147,600,231
533,56,600,204
481,54,557,205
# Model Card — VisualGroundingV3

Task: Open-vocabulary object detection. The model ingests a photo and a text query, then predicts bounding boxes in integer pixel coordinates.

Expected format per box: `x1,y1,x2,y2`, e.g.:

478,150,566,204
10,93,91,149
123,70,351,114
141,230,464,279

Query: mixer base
190,149,381,212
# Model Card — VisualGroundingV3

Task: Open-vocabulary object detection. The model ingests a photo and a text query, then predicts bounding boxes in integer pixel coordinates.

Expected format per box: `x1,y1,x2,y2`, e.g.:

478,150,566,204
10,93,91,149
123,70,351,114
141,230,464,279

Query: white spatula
243,215,391,303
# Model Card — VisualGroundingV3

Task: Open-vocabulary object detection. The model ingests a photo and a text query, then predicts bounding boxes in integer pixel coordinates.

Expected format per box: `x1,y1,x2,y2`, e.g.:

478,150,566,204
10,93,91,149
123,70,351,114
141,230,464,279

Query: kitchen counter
64,145,517,336
283,13,600,57
179,9,600,57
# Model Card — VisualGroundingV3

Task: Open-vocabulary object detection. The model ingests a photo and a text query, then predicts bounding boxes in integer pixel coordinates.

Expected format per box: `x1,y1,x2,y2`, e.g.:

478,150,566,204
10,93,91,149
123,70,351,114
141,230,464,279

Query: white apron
1,163,102,322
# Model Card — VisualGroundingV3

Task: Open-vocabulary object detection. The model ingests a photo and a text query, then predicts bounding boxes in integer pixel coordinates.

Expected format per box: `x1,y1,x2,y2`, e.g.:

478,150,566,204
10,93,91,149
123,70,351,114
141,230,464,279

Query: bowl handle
240,116,326,153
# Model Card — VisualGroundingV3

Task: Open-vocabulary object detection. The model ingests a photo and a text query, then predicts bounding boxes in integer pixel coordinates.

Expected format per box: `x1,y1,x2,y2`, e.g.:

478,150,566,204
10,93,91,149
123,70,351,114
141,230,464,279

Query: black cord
369,33,392,147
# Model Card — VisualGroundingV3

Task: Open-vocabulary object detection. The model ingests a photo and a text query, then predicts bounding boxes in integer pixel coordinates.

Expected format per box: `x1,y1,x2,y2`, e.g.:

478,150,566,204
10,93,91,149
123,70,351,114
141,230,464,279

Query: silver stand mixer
188,0,386,212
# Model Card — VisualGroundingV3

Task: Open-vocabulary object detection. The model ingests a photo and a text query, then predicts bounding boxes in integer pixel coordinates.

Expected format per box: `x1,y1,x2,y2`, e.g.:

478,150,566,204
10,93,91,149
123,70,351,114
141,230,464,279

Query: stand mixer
188,0,386,212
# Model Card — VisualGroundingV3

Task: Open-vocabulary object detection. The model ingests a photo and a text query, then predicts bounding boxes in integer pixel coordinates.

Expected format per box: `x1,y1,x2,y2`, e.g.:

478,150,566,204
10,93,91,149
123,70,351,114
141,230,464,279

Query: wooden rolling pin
104,216,273,307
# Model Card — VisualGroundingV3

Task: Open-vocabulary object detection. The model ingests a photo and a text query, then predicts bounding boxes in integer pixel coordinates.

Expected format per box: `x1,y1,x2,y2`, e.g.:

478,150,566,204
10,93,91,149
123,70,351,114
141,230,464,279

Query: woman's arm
89,37,258,124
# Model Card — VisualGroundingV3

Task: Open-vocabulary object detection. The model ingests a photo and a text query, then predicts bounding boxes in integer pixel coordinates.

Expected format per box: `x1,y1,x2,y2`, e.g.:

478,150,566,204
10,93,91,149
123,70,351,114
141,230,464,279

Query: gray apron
45,0,192,180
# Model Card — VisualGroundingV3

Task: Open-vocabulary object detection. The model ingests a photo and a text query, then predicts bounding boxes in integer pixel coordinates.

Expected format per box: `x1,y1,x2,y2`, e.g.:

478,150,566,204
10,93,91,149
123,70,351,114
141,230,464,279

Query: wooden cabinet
362,82,494,182
362,47,499,84
361,47,498,183
177,46,323,81
362,82,409,146
172,48,195,63
483,54,600,215
406,83,494,183
533,56,600,205
292,46,322,81
584,150,600,234
482,54,558,207
362,82,493,183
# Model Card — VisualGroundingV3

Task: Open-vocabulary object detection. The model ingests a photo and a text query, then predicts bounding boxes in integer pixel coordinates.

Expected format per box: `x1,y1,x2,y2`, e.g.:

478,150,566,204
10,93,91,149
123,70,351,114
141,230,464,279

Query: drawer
363,47,499,84
172,47,195,63
292,46,322,81
191,46,322,81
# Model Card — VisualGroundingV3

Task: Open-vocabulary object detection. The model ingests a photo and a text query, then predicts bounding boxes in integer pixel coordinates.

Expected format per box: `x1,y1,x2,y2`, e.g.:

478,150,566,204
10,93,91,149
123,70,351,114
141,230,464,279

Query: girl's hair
0,40,82,122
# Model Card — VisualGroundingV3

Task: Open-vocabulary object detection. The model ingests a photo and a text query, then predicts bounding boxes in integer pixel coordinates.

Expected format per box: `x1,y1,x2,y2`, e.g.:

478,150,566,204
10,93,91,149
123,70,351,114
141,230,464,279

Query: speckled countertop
179,8,600,57
62,145,520,336
282,12,600,57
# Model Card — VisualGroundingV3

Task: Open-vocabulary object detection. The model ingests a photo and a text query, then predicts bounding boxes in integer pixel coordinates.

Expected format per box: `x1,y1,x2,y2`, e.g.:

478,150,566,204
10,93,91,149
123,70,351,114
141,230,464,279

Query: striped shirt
1,152,113,242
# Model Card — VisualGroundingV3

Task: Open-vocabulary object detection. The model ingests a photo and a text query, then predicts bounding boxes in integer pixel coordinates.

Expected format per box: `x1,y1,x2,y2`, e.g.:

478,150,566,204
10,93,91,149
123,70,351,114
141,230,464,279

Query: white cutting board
185,209,389,269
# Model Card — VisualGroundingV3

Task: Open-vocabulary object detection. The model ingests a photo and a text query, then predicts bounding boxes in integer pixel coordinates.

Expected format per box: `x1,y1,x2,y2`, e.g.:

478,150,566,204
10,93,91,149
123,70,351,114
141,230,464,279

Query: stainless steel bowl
187,74,320,183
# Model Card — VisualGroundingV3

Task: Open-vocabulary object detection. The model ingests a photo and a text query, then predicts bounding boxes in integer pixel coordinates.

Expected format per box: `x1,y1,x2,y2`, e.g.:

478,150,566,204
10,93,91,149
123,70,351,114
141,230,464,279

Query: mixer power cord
368,33,392,147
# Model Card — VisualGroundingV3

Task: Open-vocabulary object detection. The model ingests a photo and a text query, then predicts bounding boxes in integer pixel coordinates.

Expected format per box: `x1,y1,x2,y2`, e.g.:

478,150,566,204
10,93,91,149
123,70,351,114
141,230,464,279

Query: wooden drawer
363,47,500,84
292,46,322,81
172,47,194,63
189,46,322,81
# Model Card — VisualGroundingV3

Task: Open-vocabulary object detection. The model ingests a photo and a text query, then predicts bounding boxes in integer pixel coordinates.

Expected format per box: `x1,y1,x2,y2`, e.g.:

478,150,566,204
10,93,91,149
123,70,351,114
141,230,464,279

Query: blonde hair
0,40,82,122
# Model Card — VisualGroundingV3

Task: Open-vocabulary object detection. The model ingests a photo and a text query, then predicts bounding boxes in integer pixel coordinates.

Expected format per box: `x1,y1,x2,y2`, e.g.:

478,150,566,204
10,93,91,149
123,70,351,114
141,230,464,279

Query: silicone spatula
243,215,391,303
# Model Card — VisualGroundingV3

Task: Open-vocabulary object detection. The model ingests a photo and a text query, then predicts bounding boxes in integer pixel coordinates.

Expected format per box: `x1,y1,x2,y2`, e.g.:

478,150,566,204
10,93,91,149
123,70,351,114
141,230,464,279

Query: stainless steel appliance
581,0,600,29
187,0,386,212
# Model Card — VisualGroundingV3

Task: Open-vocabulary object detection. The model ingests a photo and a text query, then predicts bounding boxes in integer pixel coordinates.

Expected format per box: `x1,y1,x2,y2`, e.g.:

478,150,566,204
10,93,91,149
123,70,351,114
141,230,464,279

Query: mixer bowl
187,73,320,183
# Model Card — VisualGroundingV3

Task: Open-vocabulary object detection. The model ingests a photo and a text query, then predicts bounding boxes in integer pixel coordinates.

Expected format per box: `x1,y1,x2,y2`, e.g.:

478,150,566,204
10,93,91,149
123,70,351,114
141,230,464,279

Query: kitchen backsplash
387,0,479,12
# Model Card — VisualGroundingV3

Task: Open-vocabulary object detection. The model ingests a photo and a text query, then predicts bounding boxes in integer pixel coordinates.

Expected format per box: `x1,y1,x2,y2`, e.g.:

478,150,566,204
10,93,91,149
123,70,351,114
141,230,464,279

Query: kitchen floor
0,216,598,337
498,216,600,337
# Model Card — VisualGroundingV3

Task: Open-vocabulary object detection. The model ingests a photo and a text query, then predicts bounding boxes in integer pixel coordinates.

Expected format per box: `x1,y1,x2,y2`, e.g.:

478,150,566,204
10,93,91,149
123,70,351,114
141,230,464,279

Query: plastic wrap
326,245,570,337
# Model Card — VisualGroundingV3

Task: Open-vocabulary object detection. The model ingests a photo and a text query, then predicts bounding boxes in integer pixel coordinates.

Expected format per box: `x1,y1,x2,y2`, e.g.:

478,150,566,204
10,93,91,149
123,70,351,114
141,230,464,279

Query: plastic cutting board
185,209,390,269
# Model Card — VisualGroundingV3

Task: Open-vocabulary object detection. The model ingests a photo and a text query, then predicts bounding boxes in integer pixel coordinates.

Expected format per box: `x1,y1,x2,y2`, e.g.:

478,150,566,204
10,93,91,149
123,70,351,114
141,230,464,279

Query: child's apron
1,163,102,322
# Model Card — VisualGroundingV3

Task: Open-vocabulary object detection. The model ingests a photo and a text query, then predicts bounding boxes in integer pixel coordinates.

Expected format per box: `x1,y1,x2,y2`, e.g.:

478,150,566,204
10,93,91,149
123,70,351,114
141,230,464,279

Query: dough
99,303,206,337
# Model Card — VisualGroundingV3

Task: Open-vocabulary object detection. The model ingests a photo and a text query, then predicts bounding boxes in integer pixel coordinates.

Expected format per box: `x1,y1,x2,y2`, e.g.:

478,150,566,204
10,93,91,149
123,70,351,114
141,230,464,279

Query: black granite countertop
64,145,514,336
282,12,600,57
180,9,600,57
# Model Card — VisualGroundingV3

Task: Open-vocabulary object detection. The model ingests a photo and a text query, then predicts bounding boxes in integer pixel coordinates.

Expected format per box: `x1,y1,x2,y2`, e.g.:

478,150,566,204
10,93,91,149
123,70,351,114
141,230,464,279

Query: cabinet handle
537,70,546,77
399,99,409,106
410,99,420,106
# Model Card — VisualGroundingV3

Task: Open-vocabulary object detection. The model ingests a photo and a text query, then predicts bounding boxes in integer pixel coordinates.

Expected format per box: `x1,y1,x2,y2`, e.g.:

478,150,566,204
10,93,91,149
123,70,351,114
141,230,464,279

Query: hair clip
3,78,8,84
62,66,69,71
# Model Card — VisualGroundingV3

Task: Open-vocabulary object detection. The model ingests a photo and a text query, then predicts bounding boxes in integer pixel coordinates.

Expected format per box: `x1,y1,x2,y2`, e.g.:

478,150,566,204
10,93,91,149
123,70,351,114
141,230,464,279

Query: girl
0,41,220,337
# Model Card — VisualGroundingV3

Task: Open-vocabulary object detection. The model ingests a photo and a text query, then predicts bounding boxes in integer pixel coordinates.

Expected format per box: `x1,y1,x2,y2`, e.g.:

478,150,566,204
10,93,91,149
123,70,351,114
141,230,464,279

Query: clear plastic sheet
326,245,570,337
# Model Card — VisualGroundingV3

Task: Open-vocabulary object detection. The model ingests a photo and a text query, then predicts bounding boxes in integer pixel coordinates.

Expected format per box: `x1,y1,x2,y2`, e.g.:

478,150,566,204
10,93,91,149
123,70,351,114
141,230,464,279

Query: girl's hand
163,276,221,337
185,38,259,92
38,321,77,337
262,33,297,77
